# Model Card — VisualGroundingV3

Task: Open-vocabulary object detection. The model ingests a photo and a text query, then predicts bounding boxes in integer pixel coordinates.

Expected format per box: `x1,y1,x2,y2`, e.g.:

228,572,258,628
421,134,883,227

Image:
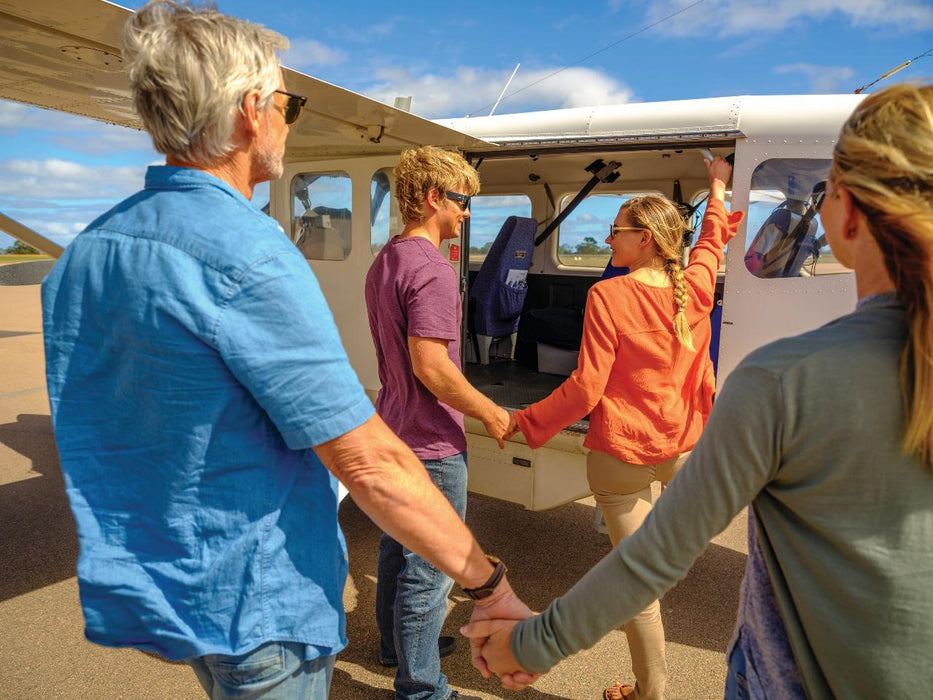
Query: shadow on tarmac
0,408,746,698
0,413,77,603
333,489,746,699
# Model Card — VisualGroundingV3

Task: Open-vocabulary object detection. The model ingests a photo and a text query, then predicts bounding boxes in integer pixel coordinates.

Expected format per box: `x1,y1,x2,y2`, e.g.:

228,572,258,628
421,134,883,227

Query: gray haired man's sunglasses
274,89,307,125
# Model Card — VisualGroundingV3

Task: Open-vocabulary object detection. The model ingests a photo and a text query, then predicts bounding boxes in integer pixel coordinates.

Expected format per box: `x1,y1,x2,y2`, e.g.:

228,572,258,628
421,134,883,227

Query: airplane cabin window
468,195,533,265
744,158,847,278
290,172,352,261
370,169,400,255
557,193,656,268
252,181,270,213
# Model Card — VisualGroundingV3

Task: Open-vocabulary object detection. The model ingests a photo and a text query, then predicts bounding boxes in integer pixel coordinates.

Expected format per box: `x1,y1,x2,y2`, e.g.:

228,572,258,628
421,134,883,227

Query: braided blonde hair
830,82,933,469
621,195,694,351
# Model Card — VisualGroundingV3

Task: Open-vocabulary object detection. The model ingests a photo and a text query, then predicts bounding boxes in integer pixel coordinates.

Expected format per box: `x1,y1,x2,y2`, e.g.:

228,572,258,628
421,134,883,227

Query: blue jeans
187,642,334,699
376,452,468,700
724,644,750,700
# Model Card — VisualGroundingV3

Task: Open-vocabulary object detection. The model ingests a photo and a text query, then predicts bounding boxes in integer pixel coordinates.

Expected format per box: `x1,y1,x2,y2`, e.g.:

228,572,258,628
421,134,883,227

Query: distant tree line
558,236,610,256
470,236,610,256
2,240,40,255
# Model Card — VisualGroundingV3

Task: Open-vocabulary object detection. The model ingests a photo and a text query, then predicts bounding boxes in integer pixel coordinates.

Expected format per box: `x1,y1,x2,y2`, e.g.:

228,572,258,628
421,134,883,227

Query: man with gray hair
41,1,530,697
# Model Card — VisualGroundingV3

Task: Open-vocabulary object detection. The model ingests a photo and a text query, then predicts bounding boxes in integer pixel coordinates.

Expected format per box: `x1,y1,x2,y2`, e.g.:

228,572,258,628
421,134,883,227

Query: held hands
463,577,543,689
483,406,521,449
461,618,542,691
503,413,520,441
483,406,511,449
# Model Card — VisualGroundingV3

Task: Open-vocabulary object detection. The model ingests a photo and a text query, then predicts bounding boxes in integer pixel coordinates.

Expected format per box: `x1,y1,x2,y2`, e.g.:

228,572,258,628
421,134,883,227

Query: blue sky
1,0,931,250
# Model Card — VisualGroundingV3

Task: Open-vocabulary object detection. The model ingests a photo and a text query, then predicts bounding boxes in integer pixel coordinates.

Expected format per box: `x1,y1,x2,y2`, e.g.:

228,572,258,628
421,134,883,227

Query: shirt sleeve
511,361,784,673
216,248,374,450
685,198,745,306
406,260,460,341
513,284,618,448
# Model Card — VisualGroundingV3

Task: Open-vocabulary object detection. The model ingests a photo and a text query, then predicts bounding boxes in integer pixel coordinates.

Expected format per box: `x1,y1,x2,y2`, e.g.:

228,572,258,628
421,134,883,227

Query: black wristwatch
462,555,507,600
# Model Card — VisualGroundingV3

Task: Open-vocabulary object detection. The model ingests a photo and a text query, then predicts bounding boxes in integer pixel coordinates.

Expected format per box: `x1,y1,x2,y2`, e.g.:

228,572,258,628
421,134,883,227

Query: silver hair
121,0,288,165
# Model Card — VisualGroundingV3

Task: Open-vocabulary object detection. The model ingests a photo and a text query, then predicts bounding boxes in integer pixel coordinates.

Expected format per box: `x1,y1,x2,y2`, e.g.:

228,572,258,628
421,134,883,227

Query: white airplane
0,0,863,510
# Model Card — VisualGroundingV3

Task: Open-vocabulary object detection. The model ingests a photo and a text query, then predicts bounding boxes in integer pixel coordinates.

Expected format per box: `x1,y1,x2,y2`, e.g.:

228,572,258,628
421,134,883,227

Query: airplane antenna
855,47,932,94
490,63,521,116
465,0,705,116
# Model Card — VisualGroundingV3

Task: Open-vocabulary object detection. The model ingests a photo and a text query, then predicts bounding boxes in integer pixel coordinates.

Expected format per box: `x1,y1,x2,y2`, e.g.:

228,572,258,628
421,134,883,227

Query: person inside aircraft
502,156,742,700
745,179,826,278
464,81,933,699
41,2,531,698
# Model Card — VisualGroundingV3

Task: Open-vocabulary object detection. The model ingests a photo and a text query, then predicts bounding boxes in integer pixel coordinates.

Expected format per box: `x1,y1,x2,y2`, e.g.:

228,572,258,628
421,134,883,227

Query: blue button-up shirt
42,166,374,661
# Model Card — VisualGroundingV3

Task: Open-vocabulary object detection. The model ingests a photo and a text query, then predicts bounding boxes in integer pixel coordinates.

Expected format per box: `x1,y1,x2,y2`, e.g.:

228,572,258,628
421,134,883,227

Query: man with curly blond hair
365,147,510,700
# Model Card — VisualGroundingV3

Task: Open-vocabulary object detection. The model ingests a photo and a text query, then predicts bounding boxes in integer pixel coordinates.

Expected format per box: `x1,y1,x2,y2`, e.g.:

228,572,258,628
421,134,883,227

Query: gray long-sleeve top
512,296,933,699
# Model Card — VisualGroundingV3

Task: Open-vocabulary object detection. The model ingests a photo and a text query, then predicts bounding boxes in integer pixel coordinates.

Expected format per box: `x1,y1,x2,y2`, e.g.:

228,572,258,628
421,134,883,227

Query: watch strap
462,555,507,600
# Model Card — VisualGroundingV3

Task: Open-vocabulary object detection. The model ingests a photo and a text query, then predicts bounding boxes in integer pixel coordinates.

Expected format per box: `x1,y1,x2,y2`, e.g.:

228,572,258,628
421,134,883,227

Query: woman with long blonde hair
468,82,933,700
506,157,741,700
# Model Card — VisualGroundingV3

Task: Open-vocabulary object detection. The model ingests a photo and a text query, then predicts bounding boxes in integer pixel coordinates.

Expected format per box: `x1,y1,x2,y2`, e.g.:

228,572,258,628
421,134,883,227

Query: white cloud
475,195,535,209
363,65,635,118
330,18,401,44
282,38,347,71
0,100,154,154
0,101,79,130
0,201,105,247
614,0,933,35
52,127,153,155
0,159,147,201
774,63,857,93
26,220,87,243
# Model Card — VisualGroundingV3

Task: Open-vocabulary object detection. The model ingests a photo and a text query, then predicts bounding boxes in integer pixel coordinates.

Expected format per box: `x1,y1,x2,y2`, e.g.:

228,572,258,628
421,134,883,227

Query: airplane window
252,181,270,213
468,195,533,266
370,169,400,255
557,193,657,268
290,172,352,261
744,158,848,278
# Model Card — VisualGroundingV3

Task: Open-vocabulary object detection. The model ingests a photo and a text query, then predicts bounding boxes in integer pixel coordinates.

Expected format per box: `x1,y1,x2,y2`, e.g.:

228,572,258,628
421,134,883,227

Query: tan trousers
586,450,690,700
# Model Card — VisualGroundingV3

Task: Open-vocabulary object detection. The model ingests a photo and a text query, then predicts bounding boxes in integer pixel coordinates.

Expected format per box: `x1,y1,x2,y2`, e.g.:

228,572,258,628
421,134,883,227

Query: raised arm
686,157,745,296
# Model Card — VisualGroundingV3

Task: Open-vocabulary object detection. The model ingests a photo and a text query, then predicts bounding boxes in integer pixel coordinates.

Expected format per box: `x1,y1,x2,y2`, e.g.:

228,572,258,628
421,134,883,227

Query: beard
254,125,285,183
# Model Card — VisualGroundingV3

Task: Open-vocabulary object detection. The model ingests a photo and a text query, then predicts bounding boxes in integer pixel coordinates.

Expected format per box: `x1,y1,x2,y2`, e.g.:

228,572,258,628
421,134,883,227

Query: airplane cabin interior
460,143,736,424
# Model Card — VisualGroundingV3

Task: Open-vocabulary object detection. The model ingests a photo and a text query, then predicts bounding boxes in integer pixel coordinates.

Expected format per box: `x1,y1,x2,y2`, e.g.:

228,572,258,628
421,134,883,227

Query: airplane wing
0,0,495,158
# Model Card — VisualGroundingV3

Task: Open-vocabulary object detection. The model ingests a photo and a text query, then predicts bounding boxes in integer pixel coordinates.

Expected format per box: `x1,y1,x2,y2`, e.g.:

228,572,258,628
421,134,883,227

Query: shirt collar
855,291,899,310
144,165,254,209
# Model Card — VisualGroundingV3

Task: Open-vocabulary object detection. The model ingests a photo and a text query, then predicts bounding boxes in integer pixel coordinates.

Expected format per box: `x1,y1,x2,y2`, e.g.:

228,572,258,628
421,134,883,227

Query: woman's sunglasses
608,225,644,240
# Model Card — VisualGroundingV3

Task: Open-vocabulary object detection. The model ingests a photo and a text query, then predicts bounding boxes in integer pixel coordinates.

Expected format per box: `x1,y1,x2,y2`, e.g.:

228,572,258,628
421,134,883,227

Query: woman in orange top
507,157,742,700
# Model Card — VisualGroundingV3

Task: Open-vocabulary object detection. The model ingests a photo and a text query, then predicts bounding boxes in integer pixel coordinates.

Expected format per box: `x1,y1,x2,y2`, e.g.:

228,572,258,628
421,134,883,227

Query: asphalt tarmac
0,283,747,699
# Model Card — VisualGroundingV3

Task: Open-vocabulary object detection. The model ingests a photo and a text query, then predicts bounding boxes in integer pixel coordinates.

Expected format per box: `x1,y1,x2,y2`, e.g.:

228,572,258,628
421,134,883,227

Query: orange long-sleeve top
513,198,744,464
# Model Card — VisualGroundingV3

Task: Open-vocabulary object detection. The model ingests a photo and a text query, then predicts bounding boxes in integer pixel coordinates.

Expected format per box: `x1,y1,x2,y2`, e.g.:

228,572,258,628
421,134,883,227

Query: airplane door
277,156,399,396
717,138,856,386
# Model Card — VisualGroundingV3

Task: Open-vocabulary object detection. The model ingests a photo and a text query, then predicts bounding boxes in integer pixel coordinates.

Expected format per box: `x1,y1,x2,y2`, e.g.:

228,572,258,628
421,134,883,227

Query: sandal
603,682,635,700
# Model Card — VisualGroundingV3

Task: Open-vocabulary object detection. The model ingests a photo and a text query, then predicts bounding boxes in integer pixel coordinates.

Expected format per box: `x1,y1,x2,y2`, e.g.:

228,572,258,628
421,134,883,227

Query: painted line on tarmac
0,386,46,402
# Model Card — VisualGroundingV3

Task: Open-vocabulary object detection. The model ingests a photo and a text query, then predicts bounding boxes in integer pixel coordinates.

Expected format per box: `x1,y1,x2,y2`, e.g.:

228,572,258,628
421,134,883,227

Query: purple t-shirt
365,236,466,459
